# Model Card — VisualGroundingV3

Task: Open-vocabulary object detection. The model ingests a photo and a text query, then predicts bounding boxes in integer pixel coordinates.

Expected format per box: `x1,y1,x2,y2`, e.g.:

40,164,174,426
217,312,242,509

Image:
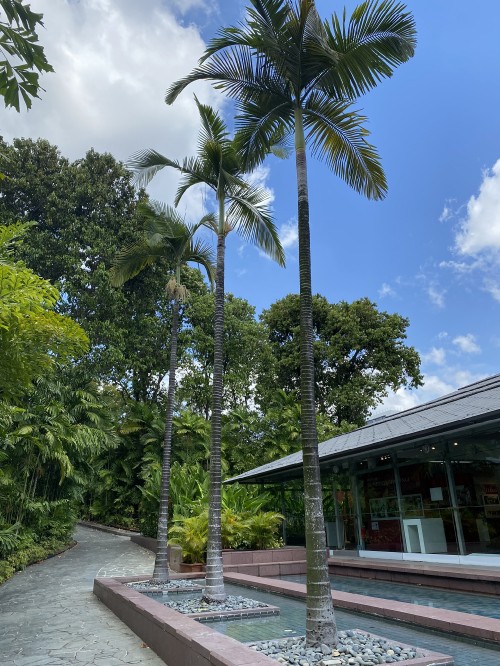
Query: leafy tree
0,222,88,398
110,201,214,582
178,291,272,418
166,0,416,645
0,138,182,400
129,98,284,601
261,295,422,426
0,0,53,110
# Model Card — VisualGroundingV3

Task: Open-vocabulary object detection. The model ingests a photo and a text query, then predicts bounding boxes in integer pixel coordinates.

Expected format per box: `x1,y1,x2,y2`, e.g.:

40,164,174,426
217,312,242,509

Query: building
229,374,500,563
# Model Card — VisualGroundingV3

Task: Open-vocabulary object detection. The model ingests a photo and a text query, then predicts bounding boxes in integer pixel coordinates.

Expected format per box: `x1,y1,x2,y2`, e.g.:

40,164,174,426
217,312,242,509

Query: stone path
0,525,163,666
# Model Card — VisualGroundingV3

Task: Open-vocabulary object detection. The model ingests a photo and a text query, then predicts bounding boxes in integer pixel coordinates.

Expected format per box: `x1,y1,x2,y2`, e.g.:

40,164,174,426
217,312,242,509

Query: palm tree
128,99,285,600
110,201,215,581
165,0,416,644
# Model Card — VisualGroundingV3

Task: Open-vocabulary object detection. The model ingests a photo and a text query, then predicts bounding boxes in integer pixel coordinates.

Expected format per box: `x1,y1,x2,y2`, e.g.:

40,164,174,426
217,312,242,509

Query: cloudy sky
3,0,500,415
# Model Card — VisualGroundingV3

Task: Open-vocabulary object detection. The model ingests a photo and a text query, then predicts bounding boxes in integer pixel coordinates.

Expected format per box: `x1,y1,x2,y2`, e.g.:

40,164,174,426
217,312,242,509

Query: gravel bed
247,630,420,665
126,578,202,594
164,594,270,614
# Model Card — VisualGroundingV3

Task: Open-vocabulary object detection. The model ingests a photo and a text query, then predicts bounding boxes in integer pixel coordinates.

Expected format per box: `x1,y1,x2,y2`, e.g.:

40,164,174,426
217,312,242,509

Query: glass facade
333,432,500,556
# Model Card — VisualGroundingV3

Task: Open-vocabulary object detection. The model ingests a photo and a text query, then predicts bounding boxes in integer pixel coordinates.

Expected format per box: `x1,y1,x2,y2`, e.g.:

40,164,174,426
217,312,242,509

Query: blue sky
4,0,500,413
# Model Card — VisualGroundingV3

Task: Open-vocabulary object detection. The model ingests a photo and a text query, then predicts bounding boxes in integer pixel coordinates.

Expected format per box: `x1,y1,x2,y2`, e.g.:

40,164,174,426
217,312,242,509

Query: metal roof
228,373,500,484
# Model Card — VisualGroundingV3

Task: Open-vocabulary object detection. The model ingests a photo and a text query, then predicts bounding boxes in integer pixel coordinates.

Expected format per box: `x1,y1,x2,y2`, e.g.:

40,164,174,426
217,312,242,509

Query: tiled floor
212,583,500,666
279,573,500,619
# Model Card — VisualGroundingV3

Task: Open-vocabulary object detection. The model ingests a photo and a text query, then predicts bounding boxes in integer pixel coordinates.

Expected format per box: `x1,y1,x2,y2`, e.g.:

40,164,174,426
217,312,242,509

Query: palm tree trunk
152,297,180,581
204,205,226,602
294,107,337,646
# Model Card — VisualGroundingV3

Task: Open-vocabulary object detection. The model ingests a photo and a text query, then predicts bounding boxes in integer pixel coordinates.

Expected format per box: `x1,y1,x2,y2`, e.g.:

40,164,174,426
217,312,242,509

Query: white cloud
169,0,214,14
279,220,298,250
437,331,448,340
456,159,500,256
2,0,222,218
247,165,275,205
371,368,485,417
452,334,481,354
422,347,446,366
378,283,395,298
439,201,454,223
484,279,500,303
427,284,446,308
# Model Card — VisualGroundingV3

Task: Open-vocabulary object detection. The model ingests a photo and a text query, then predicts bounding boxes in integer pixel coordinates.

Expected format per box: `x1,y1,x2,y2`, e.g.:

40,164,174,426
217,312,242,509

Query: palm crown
166,0,416,199
109,200,215,295
129,97,285,266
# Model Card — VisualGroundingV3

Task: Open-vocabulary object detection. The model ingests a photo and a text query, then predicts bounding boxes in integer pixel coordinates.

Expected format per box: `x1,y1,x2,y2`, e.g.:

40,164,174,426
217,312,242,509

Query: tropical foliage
129,98,284,601
0,223,115,583
110,200,214,581
0,0,53,111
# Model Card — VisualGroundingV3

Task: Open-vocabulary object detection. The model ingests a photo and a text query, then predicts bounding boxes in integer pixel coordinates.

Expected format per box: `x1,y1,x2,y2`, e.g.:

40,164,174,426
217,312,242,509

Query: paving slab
0,525,163,666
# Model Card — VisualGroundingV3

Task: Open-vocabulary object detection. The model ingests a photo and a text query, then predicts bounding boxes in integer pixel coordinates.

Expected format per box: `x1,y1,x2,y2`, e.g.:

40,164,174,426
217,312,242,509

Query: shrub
0,534,74,585
169,511,208,563
243,512,284,550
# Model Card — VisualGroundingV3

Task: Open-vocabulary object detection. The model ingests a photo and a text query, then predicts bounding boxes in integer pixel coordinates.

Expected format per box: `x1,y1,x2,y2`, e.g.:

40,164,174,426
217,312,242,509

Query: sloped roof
228,373,500,484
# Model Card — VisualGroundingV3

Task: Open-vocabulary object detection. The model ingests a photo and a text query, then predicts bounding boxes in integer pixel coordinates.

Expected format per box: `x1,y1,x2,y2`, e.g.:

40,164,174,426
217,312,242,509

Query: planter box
222,546,306,565
94,575,454,666
130,535,182,572
179,562,205,573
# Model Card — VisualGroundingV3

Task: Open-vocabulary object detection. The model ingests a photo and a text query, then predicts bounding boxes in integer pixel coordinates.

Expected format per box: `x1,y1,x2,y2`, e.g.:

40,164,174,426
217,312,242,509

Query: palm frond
109,240,160,287
110,202,215,290
168,46,284,107
234,96,294,170
303,92,387,200
127,150,181,188
194,95,230,147
186,237,216,288
226,185,285,266
321,0,417,98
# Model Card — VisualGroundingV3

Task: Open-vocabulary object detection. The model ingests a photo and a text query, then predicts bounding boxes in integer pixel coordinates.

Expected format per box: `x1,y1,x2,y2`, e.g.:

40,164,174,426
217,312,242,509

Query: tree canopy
0,138,195,400
261,294,422,426
0,222,88,399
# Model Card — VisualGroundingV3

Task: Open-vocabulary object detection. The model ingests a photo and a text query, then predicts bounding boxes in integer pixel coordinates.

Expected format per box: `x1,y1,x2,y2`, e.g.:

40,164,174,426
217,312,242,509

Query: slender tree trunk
294,107,337,646
204,204,226,602
152,296,180,581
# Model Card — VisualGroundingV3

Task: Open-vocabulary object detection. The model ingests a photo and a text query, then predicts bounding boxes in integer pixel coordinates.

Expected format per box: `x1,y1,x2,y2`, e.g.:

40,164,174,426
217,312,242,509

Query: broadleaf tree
260,294,422,426
0,138,180,401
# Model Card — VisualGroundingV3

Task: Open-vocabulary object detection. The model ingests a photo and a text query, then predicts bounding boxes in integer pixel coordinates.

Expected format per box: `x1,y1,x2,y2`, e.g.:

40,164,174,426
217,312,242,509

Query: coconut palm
128,99,285,600
110,200,215,581
165,0,416,644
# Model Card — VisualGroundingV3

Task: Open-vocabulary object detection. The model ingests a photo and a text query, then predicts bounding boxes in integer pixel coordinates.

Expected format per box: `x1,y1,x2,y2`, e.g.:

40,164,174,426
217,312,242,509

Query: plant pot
179,562,205,573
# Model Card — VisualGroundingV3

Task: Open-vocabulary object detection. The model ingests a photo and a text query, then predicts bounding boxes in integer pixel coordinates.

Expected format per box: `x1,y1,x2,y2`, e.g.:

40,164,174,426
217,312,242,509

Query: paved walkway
0,525,163,666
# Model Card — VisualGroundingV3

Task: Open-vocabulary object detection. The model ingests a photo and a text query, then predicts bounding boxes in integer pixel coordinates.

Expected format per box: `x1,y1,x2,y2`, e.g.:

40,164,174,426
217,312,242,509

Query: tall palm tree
110,201,215,581
128,99,285,600
165,0,416,644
